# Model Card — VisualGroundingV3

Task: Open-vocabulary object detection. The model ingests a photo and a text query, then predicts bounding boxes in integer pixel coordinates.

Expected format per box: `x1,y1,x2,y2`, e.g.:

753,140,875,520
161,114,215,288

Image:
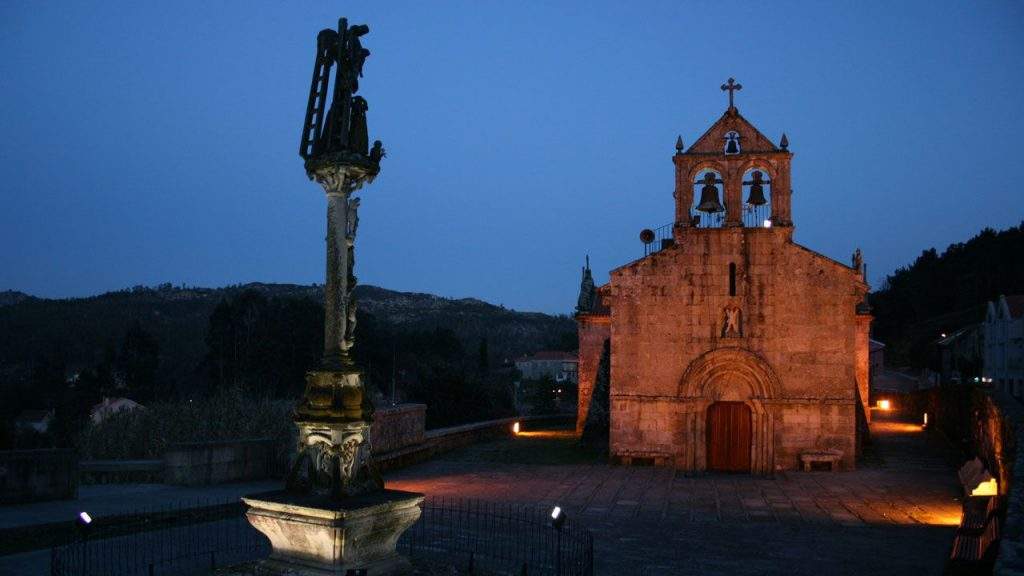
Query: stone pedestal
243,489,424,576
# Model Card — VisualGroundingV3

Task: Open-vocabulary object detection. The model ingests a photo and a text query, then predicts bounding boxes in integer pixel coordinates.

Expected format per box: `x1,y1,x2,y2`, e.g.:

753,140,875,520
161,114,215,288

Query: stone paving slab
386,413,963,575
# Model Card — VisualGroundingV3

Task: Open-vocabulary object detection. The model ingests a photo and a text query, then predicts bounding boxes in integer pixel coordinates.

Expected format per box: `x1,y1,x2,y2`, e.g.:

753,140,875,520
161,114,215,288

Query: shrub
78,387,294,460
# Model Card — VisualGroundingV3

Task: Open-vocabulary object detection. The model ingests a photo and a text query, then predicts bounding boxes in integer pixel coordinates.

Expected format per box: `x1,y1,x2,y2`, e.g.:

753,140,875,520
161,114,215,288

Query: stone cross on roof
721,77,742,109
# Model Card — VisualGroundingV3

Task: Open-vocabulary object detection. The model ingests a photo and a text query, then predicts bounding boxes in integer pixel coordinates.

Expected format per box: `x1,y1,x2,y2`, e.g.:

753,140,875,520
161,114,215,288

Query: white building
984,295,1024,396
515,351,578,383
90,397,145,424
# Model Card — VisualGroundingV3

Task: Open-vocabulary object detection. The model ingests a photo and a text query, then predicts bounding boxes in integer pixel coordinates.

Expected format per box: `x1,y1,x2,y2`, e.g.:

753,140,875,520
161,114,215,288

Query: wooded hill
869,222,1024,368
0,283,575,434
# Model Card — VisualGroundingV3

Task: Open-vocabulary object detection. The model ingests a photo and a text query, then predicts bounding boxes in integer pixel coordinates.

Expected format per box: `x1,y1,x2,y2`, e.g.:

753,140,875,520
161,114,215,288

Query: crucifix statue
243,18,423,576
287,17,387,501
721,77,742,109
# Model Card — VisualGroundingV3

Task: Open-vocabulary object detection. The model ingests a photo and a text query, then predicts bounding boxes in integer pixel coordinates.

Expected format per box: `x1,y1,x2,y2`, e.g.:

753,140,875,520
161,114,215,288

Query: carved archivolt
685,160,728,183
677,347,780,400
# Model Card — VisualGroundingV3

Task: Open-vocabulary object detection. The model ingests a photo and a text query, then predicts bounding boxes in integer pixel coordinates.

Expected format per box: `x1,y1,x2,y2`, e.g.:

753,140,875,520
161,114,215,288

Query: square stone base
242,489,424,576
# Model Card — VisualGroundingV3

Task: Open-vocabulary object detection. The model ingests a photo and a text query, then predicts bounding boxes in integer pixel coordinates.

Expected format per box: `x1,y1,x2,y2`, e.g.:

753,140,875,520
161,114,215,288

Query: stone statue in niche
345,197,360,241
348,96,369,156
722,304,743,337
369,140,385,164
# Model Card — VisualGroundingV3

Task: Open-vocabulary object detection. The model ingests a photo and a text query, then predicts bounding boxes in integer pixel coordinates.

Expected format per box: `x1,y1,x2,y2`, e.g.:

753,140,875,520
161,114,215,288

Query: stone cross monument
243,18,423,576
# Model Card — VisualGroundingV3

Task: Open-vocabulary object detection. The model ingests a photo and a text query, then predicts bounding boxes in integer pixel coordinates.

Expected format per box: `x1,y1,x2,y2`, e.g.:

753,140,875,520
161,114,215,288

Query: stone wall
576,315,610,433
163,438,284,486
993,391,1024,574
374,414,573,472
606,226,867,472
0,449,78,504
888,385,1024,573
80,459,163,484
371,403,426,455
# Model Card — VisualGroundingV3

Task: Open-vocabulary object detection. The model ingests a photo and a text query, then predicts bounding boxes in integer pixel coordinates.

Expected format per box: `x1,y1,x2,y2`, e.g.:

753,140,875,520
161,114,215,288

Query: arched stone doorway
706,401,752,472
676,348,780,474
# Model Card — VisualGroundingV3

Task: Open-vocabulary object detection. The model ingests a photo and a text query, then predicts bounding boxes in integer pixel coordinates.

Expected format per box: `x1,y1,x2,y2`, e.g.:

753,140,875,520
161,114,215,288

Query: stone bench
799,450,842,472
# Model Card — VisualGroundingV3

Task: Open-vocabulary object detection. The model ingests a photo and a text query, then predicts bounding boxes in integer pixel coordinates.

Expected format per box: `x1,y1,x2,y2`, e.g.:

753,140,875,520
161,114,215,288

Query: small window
729,263,736,296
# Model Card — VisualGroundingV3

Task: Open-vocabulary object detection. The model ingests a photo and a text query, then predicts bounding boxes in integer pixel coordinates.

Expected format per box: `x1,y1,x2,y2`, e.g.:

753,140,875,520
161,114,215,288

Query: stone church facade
577,86,871,473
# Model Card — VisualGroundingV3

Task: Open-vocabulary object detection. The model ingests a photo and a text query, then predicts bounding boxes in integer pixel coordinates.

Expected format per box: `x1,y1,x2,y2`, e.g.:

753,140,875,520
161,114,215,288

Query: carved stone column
285,162,381,500
243,18,421,576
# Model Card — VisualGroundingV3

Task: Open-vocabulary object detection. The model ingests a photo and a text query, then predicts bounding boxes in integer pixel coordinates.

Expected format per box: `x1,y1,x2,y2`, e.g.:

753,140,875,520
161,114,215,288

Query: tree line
1,287,576,448
870,222,1024,368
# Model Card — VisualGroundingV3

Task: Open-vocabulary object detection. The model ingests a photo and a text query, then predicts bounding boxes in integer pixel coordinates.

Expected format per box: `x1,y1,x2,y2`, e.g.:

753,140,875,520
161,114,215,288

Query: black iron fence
51,496,593,576
402,497,593,575
50,499,264,576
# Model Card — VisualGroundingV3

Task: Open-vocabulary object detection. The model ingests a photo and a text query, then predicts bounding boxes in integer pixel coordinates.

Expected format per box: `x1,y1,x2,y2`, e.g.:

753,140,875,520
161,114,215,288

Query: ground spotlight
550,506,565,530
76,511,93,536
513,421,520,435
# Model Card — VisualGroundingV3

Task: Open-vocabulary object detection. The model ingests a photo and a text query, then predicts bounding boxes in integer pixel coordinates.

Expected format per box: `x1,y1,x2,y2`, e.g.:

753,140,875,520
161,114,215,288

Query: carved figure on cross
721,78,742,109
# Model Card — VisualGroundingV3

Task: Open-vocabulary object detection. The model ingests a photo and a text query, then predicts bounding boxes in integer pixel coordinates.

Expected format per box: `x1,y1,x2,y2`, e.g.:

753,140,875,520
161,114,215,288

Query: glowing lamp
550,506,566,530
512,421,520,435
922,413,929,428
971,479,998,497
76,511,93,536
877,399,891,411
762,219,772,228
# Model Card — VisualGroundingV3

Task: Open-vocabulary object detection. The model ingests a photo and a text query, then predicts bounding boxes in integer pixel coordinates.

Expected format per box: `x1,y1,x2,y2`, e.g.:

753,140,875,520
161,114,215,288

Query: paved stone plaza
387,412,963,575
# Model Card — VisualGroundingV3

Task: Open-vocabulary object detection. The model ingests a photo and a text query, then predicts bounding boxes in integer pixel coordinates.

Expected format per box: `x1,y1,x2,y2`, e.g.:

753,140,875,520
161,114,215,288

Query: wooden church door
706,401,752,472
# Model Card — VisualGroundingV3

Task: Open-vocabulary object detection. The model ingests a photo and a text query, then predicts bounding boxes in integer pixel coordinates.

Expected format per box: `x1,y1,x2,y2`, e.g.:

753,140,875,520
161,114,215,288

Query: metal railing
741,203,772,229
401,497,593,575
690,208,726,229
51,496,593,576
50,499,264,576
642,222,675,257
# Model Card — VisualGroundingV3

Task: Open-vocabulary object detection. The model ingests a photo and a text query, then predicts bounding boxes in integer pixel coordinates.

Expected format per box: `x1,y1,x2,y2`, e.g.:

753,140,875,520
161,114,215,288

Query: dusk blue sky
2,2,1022,314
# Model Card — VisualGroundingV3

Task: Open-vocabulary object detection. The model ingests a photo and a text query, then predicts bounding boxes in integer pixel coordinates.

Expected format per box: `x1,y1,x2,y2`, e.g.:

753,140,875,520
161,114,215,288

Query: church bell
696,173,725,213
724,135,739,155
746,171,768,206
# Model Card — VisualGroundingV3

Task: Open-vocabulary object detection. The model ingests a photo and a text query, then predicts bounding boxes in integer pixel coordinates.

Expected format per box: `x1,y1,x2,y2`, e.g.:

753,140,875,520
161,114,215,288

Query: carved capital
312,165,356,196
306,156,378,195
287,421,383,499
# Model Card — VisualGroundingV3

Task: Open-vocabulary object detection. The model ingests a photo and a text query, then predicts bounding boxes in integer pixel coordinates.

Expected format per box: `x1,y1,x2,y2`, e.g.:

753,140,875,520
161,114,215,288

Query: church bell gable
686,108,780,155
672,80,793,231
